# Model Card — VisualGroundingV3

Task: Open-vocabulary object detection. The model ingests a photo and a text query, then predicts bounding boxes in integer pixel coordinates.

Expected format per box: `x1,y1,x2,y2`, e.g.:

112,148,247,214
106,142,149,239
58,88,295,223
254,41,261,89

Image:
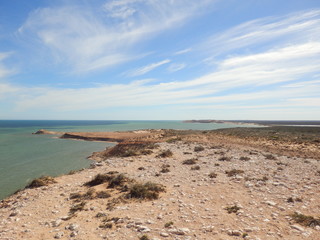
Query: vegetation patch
96,191,112,199
225,205,241,214
166,137,182,143
219,156,231,161
84,172,132,190
160,164,170,173
103,142,157,158
290,212,320,227
126,182,165,200
69,201,86,214
194,145,205,152
156,149,173,158
191,165,200,170
264,154,277,160
182,158,198,165
70,189,95,201
26,176,56,189
164,221,174,228
225,169,244,177
208,172,217,178
239,156,250,161
139,235,150,240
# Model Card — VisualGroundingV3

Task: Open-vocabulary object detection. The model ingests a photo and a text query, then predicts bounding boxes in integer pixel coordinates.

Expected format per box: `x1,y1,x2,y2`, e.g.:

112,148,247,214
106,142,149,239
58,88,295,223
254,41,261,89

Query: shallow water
0,120,252,200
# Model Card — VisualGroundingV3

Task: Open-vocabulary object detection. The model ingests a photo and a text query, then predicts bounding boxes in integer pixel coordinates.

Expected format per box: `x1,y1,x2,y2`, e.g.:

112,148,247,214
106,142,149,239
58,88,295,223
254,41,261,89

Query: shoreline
1,127,319,239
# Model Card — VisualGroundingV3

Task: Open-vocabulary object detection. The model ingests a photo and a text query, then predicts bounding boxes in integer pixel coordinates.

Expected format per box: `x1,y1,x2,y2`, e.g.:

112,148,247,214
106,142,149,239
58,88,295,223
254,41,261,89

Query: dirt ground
1,127,319,240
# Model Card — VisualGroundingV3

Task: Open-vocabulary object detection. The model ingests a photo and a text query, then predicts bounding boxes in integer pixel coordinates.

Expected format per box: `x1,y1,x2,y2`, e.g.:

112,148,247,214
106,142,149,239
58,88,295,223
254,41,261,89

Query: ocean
0,120,252,200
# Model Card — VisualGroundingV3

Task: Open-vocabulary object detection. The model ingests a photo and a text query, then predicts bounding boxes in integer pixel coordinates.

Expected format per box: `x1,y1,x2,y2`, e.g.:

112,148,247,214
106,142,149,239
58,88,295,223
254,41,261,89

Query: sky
0,0,320,120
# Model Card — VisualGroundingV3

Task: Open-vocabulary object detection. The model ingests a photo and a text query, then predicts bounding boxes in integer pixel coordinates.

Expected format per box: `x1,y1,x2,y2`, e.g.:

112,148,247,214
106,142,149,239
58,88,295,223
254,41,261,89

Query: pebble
160,232,169,237
291,224,305,232
168,228,190,235
54,231,64,239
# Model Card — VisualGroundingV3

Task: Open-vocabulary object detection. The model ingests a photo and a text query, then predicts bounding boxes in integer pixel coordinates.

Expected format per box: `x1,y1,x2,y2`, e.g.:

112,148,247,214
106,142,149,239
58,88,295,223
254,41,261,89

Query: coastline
1,127,319,239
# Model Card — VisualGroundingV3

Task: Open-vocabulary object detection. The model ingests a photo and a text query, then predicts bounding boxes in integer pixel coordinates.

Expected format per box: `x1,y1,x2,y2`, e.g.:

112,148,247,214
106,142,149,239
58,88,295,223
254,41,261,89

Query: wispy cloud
126,59,171,77
174,48,192,55
3,9,319,120
167,63,186,73
203,9,320,60
18,0,215,73
0,52,14,79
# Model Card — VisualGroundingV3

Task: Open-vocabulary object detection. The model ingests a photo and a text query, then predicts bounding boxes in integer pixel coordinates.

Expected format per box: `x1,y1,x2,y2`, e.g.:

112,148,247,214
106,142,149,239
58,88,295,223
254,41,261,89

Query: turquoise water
0,120,252,200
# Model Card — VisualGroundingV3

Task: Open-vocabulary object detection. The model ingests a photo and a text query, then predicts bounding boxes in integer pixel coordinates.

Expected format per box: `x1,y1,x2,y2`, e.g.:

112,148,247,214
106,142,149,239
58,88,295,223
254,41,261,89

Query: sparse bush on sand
25,176,56,189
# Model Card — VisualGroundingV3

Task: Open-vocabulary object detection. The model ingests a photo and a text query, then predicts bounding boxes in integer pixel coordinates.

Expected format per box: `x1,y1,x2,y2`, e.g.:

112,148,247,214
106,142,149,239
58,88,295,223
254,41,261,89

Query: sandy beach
1,127,319,240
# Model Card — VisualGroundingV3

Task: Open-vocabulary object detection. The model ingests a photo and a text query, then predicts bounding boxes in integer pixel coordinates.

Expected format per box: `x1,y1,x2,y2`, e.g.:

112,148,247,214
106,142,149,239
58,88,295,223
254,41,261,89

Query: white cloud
167,63,186,72
0,52,14,79
203,9,320,58
174,48,192,55
3,9,320,120
18,0,216,73
126,59,171,77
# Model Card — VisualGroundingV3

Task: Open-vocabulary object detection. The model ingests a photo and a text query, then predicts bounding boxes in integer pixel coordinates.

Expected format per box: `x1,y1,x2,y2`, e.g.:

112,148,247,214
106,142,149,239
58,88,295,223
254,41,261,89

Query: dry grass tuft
290,212,320,227
182,158,198,165
26,176,56,189
126,182,165,200
225,169,244,177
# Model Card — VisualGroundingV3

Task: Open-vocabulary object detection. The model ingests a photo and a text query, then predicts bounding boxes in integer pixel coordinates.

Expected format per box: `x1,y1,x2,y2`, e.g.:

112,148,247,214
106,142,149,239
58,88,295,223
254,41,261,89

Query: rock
265,201,277,206
54,231,64,239
227,230,242,236
66,223,79,231
137,225,150,232
168,228,190,235
51,219,62,227
291,224,305,232
160,232,169,237
9,210,20,217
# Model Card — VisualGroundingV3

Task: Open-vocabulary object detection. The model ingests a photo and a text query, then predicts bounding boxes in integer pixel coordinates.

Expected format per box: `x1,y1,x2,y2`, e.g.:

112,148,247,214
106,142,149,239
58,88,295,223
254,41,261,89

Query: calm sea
0,120,251,200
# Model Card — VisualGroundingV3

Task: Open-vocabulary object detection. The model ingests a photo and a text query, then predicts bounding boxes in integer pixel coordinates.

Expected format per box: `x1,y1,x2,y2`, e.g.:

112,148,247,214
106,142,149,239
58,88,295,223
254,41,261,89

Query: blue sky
0,0,320,120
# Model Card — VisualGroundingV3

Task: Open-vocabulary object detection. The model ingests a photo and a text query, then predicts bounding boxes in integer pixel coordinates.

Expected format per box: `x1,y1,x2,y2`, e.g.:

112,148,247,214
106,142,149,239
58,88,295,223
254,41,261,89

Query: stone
160,232,169,237
168,228,190,235
66,223,79,231
227,230,242,236
265,201,277,206
137,225,150,232
54,231,64,239
51,220,62,227
291,224,305,232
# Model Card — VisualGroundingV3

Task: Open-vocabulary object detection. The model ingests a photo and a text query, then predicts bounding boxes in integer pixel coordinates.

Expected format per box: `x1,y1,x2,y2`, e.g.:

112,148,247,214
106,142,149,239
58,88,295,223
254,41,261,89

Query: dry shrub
225,169,244,177
219,156,231,161
194,145,205,152
225,205,241,214
290,212,320,227
26,176,56,189
126,182,165,200
209,172,217,178
156,149,173,158
69,201,86,214
191,165,200,170
103,142,157,158
182,158,197,165
84,172,131,190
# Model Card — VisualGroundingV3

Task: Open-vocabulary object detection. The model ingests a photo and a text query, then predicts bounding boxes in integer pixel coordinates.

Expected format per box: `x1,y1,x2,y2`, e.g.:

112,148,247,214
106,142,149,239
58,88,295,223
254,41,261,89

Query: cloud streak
126,59,171,77
2,8,320,120
18,0,215,73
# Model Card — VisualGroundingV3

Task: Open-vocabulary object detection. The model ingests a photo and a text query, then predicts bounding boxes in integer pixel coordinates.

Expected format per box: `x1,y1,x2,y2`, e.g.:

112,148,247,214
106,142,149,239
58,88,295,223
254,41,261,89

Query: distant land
184,120,320,126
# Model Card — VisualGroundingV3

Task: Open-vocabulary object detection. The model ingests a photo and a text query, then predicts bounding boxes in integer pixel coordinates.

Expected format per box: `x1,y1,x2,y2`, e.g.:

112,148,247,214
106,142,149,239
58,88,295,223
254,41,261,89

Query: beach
0,126,319,239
